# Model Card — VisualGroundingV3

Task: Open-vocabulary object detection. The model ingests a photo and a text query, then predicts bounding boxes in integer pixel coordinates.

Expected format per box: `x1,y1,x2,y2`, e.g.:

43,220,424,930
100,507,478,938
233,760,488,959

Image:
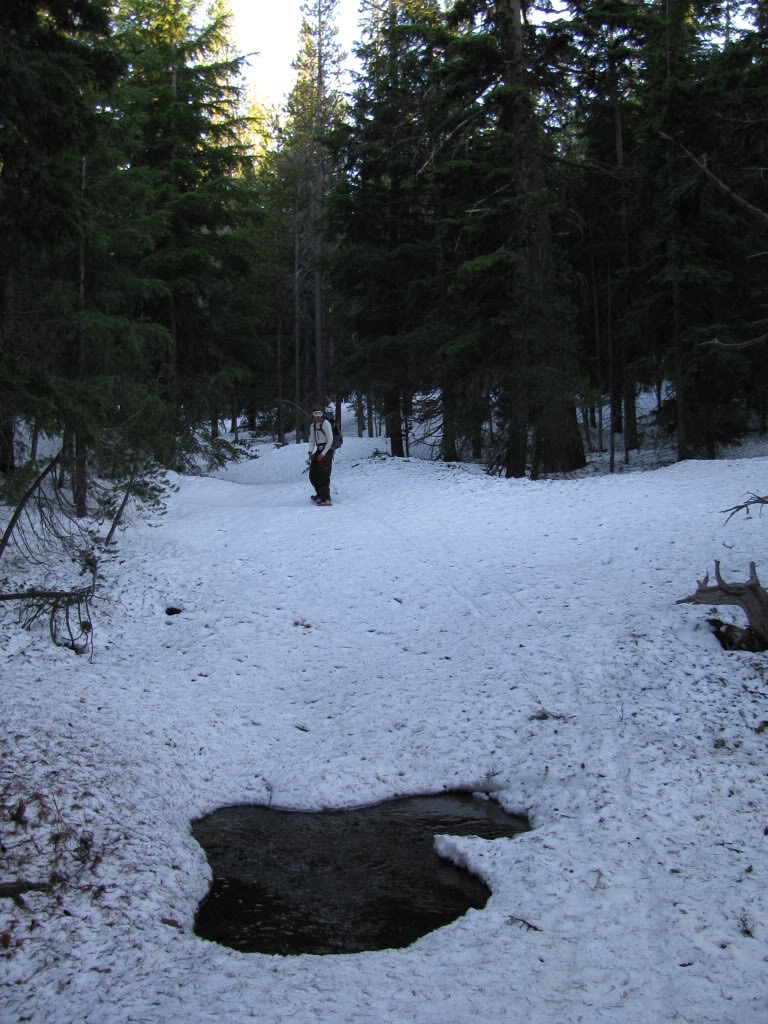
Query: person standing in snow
308,405,334,506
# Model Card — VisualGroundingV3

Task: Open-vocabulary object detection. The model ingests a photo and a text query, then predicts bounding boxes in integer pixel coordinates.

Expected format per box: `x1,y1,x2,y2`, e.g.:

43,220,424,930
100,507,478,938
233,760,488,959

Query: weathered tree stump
678,561,768,651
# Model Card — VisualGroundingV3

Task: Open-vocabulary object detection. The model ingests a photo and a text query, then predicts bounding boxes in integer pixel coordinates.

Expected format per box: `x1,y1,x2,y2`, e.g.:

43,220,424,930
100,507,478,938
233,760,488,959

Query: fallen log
0,880,52,899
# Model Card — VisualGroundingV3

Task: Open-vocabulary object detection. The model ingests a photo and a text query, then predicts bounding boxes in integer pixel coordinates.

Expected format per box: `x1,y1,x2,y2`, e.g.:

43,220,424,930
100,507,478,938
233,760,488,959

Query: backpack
313,413,343,451
325,412,343,450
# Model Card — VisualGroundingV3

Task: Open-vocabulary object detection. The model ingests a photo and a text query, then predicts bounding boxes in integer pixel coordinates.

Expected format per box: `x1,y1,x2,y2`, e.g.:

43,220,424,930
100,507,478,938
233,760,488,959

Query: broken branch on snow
721,493,768,523
0,558,97,655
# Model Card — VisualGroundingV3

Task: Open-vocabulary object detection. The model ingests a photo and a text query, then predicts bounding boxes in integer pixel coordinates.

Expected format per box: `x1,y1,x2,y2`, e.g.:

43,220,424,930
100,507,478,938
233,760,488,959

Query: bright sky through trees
228,0,361,104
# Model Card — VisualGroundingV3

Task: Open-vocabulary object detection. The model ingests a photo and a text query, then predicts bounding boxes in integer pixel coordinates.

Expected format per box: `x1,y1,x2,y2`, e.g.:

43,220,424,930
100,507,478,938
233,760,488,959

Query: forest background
1,0,767,536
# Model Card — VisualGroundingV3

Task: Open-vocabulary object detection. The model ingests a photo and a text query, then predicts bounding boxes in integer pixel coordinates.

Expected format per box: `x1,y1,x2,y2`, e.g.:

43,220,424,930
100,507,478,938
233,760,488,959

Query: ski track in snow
2,436,768,1023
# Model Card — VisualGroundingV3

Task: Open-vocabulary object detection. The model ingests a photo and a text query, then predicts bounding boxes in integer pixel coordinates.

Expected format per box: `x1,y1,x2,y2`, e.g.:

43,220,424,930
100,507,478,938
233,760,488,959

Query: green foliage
3,0,767,504
0,1,274,490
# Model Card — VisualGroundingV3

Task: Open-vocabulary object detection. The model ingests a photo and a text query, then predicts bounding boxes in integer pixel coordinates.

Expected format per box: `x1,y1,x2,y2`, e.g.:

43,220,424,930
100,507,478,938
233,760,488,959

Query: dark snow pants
309,450,333,501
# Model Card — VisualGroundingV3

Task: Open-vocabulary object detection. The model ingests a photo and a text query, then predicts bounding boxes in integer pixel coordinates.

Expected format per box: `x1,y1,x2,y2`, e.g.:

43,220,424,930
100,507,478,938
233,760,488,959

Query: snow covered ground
2,425,768,1023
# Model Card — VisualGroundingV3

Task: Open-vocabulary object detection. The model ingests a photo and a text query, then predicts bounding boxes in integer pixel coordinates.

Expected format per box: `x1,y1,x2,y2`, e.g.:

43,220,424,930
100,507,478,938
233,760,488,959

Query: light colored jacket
308,418,334,457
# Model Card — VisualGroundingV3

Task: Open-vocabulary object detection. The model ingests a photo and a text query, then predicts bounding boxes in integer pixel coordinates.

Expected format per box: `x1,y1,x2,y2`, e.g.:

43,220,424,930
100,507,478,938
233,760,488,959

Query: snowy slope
2,432,767,1024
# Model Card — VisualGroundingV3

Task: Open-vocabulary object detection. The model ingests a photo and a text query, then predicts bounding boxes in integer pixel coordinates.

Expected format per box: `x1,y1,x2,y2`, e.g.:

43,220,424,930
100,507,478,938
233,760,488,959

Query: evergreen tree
330,0,454,457
0,0,118,476
634,0,758,458
556,0,649,467
112,0,259,465
444,0,585,476
285,0,346,413
695,5,768,432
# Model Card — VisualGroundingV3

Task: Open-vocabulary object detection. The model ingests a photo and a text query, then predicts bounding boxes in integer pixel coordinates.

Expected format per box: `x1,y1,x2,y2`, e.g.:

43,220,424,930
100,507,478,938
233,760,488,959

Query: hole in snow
165,607,182,616
191,790,529,955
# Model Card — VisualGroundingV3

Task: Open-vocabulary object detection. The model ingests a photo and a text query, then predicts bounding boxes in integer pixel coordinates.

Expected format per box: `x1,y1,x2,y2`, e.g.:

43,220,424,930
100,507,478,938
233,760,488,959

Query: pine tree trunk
591,258,605,452
294,213,302,444
530,427,542,481
441,374,459,462
672,272,689,459
0,414,14,476
541,406,586,474
59,430,73,490
30,422,39,463
581,406,594,453
303,331,312,443
356,391,365,437
608,279,615,474
73,438,88,518
385,387,404,457
663,0,690,462
167,292,179,461
73,155,88,518
314,262,325,405
274,180,286,446
312,8,327,410
611,386,623,435
0,263,16,475
624,383,638,452
471,393,483,460
610,27,635,467
505,411,528,478
403,392,411,458
276,319,285,444
498,0,567,478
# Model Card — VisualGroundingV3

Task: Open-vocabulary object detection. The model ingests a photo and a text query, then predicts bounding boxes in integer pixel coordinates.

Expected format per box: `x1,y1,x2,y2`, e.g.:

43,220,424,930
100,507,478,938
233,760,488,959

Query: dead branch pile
0,452,100,654
0,570,96,654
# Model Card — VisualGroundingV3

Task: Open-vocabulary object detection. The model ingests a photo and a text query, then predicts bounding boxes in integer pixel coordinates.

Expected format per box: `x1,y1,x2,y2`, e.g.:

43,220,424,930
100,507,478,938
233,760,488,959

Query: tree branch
0,558,97,655
0,587,94,602
659,132,768,227
721,494,768,523
701,332,768,350
105,472,136,546
0,451,62,562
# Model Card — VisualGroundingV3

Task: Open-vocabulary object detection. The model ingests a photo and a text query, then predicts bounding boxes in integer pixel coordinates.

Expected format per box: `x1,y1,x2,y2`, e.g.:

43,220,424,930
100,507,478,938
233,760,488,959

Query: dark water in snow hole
192,791,529,955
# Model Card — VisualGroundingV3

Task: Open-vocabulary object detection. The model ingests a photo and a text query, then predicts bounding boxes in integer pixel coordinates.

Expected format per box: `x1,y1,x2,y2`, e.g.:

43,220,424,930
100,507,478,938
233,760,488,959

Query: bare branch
659,132,768,227
721,493,768,523
105,473,136,546
0,451,62,561
0,587,94,603
0,557,97,656
701,333,768,350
